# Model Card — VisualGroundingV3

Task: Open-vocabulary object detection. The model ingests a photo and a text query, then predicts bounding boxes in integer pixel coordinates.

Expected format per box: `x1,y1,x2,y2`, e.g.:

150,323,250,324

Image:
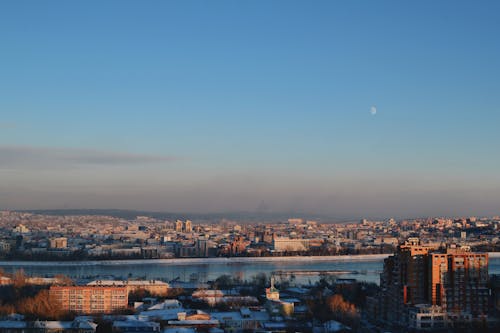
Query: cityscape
1,0,500,332
0,211,499,332
0,211,499,261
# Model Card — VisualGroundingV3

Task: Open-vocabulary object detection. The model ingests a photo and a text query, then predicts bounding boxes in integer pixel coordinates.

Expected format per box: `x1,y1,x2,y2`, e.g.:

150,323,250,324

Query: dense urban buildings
0,211,499,332
0,211,499,261
0,231,498,332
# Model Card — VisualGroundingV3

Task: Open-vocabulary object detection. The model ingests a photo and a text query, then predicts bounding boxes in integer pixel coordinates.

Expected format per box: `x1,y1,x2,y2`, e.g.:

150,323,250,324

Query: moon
370,105,377,115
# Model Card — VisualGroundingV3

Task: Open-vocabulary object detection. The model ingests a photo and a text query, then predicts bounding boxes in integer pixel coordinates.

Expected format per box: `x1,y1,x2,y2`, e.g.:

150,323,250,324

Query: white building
272,237,309,252
408,304,447,331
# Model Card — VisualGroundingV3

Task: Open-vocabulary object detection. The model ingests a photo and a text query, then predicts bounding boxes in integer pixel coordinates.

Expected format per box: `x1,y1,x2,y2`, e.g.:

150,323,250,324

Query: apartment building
379,238,489,328
49,286,128,314
87,280,169,296
430,247,489,321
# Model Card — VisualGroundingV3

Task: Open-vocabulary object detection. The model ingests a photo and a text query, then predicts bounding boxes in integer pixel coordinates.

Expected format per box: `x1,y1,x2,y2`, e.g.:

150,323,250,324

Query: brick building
49,286,128,314
378,238,489,329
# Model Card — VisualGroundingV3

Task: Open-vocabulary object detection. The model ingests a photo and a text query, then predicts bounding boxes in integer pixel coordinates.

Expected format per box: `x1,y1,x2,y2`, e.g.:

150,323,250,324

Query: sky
1,1,499,218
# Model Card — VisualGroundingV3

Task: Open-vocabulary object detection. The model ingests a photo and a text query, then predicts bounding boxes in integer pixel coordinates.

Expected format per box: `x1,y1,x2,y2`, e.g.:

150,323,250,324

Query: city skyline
1,1,500,218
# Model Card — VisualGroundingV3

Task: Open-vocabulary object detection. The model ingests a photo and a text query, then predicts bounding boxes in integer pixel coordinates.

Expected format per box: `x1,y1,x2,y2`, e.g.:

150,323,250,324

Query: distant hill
18,209,355,223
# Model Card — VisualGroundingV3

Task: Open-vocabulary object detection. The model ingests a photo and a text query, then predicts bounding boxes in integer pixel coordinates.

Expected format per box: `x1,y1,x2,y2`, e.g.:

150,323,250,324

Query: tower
266,275,280,301
175,220,183,233
184,220,192,233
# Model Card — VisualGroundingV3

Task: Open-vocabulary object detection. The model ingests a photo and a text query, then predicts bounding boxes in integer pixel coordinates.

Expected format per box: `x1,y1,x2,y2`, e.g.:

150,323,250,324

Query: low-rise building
408,304,447,331
112,320,160,333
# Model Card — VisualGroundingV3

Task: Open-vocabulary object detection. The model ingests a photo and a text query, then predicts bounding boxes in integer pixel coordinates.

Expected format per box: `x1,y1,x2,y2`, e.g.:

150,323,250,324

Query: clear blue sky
1,1,499,218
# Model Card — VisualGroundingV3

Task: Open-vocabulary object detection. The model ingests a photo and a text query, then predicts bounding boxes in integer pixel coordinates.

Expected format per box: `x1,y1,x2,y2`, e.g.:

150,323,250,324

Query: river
1,254,499,286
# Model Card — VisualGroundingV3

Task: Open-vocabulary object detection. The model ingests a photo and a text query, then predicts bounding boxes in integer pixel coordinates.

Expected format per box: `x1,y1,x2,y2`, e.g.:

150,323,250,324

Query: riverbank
0,254,391,266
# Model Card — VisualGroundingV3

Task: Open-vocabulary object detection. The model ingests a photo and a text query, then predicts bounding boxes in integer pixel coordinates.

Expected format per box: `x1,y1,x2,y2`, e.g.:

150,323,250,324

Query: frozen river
1,253,498,285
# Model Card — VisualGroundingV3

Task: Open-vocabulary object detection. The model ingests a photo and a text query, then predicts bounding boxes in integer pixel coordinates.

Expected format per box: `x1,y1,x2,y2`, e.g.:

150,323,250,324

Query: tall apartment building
429,246,489,320
197,238,209,257
49,286,128,314
49,237,68,249
380,238,436,324
175,220,193,233
184,220,192,233
378,238,489,329
175,220,183,233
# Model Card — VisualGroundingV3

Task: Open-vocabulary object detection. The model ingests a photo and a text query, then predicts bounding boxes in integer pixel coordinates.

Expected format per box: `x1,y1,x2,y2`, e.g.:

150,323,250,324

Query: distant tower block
175,220,183,233
184,220,192,233
50,237,68,249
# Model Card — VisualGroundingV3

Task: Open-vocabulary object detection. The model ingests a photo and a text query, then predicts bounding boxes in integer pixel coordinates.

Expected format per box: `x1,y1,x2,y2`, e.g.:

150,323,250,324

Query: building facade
49,286,128,314
272,237,309,252
380,238,436,324
431,247,489,324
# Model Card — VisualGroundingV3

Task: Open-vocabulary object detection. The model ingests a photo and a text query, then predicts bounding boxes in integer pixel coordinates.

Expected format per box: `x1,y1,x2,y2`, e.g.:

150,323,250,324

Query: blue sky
1,1,499,218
